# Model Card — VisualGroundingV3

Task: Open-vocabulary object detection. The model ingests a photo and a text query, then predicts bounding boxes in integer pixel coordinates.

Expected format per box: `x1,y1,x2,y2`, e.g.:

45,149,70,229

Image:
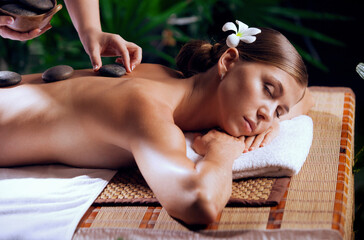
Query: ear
218,48,239,79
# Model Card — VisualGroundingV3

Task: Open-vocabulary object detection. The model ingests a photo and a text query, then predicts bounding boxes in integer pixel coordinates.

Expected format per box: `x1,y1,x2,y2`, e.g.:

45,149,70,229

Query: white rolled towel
185,115,313,179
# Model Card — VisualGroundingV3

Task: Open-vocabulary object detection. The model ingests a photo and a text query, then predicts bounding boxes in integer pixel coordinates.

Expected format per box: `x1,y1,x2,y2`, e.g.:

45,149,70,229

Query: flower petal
222,22,237,33
244,27,261,36
236,20,248,33
240,35,256,43
226,34,240,48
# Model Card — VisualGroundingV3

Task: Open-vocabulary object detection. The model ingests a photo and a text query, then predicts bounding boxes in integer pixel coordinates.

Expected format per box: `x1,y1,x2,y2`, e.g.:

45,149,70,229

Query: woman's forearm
132,128,244,225
168,131,243,224
158,151,235,225
63,0,101,34
192,149,235,220
132,144,236,225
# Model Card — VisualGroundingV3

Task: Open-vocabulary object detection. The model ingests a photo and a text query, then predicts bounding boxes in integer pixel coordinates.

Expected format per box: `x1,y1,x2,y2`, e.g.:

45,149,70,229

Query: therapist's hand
0,16,51,41
78,29,142,73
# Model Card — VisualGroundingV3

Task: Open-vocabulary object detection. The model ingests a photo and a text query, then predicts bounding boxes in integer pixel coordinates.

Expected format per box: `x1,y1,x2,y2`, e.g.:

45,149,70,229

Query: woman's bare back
0,64,185,168
0,60,311,225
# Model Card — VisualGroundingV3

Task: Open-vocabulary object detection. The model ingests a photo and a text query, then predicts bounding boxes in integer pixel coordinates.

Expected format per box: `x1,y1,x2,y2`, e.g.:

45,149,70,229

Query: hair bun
176,40,220,78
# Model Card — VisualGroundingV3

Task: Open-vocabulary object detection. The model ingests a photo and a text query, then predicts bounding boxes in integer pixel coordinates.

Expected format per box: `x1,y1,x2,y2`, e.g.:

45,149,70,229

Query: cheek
218,81,236,113
217,87,238,133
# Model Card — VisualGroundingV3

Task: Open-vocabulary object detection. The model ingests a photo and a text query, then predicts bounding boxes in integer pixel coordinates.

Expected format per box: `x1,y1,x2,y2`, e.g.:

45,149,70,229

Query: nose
257,103,276,122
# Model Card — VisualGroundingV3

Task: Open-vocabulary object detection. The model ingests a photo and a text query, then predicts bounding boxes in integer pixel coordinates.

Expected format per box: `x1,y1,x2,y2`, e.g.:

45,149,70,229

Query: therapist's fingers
38,23,52,35
120,44,131,73
0,20,50,41
116,43,142,72
107,36,131,72
89,45,103,71
0,26,41,40
115,48,131,72
0,16,14,26
127,43,142,70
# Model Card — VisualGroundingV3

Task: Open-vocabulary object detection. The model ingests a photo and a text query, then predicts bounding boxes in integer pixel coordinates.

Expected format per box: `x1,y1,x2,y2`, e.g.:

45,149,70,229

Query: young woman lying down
0,21,314,225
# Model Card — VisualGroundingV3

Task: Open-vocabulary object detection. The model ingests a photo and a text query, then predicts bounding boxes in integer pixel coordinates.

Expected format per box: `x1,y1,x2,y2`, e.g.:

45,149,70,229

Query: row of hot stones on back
0,64,126,87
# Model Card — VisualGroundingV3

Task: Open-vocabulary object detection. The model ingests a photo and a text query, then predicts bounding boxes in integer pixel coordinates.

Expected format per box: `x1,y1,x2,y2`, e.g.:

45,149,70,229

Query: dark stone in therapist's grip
42,65,74,83
0,3,38,16
0,71,22,87
99,64,126,77
18,0,54,12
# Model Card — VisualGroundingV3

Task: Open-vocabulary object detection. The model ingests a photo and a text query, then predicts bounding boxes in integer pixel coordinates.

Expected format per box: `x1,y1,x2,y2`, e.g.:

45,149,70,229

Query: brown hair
176,28,308,87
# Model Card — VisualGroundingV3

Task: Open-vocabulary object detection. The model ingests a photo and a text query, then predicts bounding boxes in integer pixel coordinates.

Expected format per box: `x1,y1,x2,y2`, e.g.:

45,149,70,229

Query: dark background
293,1,364,238
290,1,364,238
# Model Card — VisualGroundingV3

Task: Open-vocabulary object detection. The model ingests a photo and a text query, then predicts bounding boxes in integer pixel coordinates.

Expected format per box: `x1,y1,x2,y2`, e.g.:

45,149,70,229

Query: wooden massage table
73,87,355,239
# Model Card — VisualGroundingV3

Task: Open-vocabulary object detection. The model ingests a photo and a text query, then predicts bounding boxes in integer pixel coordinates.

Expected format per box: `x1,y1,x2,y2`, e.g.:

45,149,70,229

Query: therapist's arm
64,0,142,72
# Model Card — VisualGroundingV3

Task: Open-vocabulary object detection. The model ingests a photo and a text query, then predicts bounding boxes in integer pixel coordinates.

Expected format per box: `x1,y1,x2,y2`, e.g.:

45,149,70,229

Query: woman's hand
192,129,245,160
78,29,142,73
243,121,280,153
0,16,51,41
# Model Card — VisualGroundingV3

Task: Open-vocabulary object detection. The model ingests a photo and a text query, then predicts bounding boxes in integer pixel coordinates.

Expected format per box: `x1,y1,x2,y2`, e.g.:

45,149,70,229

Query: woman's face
217,61,305,137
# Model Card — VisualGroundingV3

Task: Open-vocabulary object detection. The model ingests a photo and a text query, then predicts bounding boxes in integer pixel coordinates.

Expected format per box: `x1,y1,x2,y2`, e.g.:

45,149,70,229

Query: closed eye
264,84,274,98
276,106,286,119
264,84,286,119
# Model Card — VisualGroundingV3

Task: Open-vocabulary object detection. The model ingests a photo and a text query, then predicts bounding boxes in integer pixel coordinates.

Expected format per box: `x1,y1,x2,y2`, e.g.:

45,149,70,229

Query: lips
244,117,256,133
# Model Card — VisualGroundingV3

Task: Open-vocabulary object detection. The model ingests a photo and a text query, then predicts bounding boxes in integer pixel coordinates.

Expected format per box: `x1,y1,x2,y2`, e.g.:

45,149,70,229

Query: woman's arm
63,0,142,72
63,0,101,36
129,115,245,225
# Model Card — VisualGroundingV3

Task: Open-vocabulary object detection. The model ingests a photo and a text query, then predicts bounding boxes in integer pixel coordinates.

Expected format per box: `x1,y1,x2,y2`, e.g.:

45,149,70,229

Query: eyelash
264,85,273,97
276,110,281,119
264,84,281,118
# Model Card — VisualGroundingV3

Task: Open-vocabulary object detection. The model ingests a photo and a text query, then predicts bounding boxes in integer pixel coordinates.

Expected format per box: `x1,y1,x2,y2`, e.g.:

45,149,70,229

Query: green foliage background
0,0,349,74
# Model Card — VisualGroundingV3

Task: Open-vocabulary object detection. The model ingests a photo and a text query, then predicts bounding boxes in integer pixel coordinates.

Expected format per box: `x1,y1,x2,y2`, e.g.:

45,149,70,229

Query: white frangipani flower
222,20,261,48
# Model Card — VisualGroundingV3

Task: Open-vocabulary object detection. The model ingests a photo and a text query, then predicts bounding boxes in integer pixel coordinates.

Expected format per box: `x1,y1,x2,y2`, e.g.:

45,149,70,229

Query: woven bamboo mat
94,168,290,207
75,87,355,240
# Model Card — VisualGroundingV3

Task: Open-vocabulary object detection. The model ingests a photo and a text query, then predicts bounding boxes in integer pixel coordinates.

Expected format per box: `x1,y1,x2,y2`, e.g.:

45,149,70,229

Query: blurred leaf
293,44,329,72
137,1,190,37
137,35,163,46
100,0,113,31
354,146,364,171
168,26,192,43
0,0,350,74
148,48,176,65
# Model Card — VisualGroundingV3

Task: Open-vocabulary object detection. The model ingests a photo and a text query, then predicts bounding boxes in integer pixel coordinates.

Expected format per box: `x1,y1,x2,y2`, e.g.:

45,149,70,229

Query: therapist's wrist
77,26,102,40
77,25,102,34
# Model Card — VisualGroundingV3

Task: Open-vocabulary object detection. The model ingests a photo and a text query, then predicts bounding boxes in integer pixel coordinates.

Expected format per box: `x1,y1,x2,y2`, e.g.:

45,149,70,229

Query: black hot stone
18,0,54,12
42,65,74,83
99,63,126,77
0,71,22,87
1,3,39,16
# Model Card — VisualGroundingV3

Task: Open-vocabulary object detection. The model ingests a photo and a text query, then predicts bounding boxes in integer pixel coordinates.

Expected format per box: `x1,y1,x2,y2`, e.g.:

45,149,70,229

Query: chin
222,127,239,137
239,128,262,137
229,128,250,138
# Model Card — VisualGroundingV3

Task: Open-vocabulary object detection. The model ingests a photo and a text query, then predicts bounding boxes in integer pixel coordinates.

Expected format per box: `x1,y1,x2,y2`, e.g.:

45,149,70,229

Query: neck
174,66,221,132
